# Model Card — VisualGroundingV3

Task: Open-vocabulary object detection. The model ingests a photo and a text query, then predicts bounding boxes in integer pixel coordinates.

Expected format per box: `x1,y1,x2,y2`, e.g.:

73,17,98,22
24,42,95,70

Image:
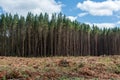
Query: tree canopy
0,12,120,57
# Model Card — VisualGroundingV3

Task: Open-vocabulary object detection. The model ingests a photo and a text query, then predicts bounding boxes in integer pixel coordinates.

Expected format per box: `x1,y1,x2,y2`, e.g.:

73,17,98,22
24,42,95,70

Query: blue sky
0,0,120,28
57,0,120,28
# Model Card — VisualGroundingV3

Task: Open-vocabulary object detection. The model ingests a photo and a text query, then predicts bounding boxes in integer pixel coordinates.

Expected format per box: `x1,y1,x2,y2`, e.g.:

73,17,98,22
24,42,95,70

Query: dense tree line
0,12,120,57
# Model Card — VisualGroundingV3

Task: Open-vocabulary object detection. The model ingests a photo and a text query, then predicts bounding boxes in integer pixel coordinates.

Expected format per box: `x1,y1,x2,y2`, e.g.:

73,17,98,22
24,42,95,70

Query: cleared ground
0,56,120,80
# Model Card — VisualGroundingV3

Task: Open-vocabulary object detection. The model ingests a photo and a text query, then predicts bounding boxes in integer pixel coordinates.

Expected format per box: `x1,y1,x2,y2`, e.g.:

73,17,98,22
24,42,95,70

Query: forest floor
0,56,120,80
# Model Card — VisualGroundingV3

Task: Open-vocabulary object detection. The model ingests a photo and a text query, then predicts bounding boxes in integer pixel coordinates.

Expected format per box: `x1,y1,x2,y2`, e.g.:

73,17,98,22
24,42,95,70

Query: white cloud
94,23,115,28
116,21,120,27
77,0,120,16
0,0,62,16
117,21,120,24
67,16,77,21
85,22,116,29
78,12,88,17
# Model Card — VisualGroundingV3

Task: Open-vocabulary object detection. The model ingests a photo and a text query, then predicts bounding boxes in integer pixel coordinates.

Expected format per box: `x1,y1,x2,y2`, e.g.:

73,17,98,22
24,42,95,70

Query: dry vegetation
0,56,120,80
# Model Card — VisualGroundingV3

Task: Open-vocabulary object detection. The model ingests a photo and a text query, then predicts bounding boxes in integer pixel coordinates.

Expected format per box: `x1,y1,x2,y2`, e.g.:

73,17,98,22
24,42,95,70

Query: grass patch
99,57,112,64
58,76,84,80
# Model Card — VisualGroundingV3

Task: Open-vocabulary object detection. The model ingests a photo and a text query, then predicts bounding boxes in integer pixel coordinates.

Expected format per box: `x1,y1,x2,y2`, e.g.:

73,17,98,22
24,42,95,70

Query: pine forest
0,12,120,57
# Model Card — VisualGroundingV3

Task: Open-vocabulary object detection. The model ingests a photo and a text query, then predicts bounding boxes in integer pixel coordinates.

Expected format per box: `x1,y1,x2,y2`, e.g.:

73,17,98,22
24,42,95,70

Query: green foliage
114,64,120,74
0,12,120,57
78,62,85,68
